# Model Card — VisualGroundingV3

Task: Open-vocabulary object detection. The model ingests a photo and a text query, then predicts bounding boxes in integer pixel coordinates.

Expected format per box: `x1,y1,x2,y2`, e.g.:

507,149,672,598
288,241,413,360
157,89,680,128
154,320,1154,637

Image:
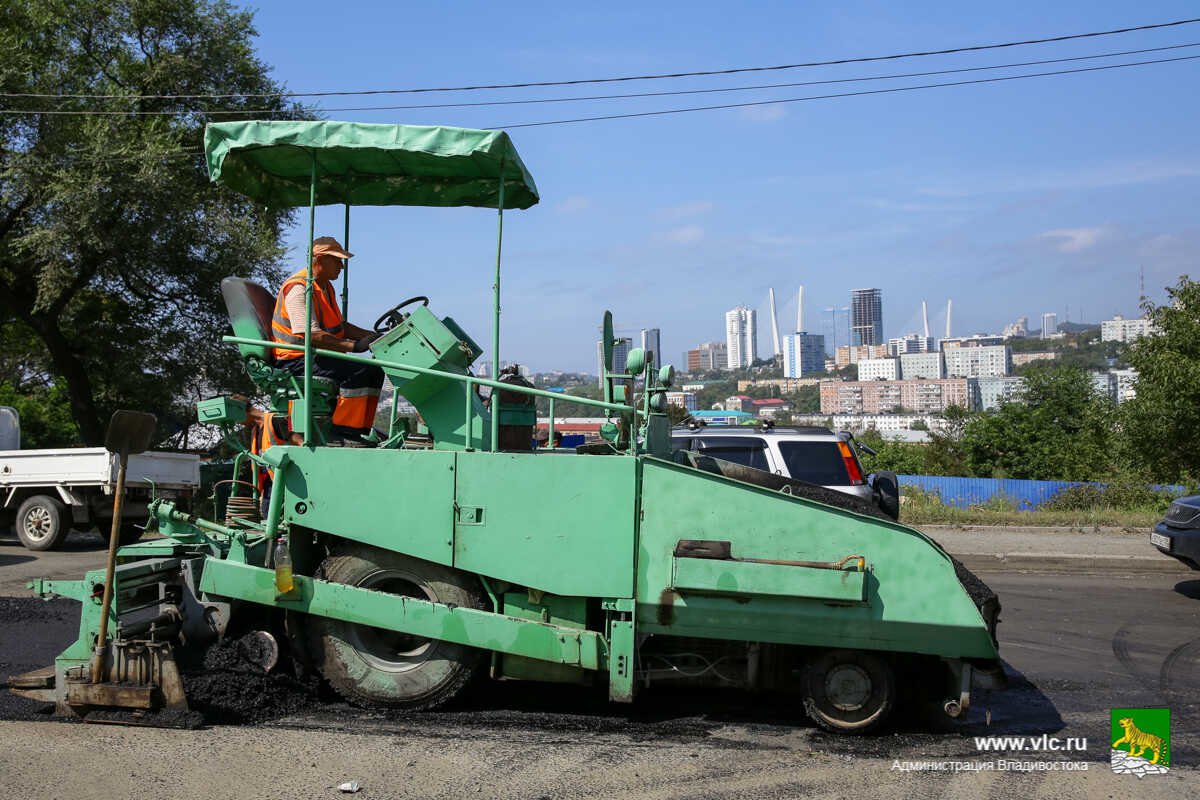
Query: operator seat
220,277,337,416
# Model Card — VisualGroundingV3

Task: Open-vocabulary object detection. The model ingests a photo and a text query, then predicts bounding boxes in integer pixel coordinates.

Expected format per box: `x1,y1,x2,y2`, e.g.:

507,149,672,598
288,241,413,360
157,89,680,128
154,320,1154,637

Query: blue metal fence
897,474,1186,510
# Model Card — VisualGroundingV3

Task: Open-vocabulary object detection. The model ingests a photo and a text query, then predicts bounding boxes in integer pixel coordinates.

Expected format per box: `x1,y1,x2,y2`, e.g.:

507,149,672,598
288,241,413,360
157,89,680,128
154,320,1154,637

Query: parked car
671,422,900,520
1151,496,1200,570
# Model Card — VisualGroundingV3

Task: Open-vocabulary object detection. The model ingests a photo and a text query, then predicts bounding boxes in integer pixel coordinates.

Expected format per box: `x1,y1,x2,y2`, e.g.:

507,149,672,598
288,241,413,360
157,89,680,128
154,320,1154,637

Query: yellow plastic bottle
274,537,294,595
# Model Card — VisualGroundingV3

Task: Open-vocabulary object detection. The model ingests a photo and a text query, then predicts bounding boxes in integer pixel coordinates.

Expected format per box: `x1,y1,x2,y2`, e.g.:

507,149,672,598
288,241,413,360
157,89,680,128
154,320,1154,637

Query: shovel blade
104,410,157,458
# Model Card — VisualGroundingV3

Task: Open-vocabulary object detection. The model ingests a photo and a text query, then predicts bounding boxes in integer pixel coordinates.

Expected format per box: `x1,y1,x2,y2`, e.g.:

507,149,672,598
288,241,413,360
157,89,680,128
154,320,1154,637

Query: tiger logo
1112,718,1169,765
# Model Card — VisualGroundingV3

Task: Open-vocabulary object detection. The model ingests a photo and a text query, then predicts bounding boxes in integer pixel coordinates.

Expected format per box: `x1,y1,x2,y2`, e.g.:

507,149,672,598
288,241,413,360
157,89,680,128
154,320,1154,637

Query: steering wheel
373,296,429,333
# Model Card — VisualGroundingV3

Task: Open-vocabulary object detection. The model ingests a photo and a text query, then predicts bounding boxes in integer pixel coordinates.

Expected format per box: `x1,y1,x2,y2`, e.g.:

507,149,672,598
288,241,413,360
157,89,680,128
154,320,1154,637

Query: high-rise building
781,332,826,377
977,376,1026,410
694,341,727,371
725,306,758,369
1100,315,1155,343
943,345,1012,378
1002,316,1029,339
821,307,850,352
900,351,945,380
596,337,632,385
640,328,662,365
850,288,883,347
888,334,933,356
858,357,900,381
1040,312,1058,339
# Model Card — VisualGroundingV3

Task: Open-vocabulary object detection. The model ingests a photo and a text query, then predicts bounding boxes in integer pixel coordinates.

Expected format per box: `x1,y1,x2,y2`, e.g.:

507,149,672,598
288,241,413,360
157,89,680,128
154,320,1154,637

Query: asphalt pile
181,633,326,725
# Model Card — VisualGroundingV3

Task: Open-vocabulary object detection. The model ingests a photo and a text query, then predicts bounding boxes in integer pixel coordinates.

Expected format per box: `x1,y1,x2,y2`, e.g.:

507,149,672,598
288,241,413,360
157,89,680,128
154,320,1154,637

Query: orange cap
312,236,353,259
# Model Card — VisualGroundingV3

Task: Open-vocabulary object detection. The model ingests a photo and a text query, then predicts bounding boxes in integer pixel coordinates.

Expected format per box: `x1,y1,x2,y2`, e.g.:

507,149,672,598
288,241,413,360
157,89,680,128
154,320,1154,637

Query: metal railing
223,336,636,454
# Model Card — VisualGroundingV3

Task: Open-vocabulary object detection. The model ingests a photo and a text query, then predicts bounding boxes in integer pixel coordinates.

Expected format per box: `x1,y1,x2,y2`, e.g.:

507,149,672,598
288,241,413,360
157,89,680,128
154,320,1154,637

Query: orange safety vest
249,412,288,493
271,269,345,360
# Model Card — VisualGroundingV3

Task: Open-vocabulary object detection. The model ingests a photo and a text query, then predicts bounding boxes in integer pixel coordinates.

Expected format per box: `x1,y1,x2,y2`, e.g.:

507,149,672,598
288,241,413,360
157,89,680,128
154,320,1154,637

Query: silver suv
671,423,900,520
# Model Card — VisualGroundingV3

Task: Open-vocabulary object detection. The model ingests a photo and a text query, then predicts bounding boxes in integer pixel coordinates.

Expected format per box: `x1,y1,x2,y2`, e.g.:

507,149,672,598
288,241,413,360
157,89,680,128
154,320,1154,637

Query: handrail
223,336,634,415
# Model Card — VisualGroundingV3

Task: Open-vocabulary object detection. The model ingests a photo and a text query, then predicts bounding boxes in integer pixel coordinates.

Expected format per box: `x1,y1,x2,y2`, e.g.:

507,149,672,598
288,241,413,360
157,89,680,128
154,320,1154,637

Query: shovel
90,410,157,684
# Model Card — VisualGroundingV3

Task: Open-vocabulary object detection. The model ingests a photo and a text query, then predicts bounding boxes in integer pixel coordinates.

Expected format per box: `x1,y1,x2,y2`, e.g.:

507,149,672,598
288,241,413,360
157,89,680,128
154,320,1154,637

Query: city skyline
260,3,1199,375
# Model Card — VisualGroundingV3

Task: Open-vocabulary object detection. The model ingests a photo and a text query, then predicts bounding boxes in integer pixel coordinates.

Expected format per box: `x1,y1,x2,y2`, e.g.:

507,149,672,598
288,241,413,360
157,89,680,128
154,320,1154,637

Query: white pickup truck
0,406,200,550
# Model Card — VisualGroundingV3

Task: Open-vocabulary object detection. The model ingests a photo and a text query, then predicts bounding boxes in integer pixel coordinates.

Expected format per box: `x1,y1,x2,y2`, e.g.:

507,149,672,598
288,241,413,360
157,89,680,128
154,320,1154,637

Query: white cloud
917,159,1200,199
655,201,714,221
1038,226,1110,253
556,195,592,214
658,225,705,245
737,104,786,122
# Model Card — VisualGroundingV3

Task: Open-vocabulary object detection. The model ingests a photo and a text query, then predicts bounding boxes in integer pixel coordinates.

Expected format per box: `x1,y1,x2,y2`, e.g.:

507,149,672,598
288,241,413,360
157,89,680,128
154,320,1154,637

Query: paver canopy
204,121,539,210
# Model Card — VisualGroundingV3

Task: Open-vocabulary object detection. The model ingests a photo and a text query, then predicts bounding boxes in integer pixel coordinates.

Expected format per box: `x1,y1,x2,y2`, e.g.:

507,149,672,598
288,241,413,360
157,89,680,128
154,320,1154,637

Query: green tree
961,364,1114,481
924,404,973,477
789,384,820,414
1120,276,1200,483
1,0,303,445
854,428,928,475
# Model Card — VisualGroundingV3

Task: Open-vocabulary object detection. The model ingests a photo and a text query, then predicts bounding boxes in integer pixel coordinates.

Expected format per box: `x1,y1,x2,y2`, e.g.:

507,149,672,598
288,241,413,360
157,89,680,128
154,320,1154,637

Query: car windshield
695,437,769,471
777,441,852,485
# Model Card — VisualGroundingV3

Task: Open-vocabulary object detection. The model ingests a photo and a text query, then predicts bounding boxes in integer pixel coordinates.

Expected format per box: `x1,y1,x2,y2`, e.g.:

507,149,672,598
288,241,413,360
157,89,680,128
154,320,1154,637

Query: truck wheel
15,494,70,551
310,543,486,710
802,649,896,734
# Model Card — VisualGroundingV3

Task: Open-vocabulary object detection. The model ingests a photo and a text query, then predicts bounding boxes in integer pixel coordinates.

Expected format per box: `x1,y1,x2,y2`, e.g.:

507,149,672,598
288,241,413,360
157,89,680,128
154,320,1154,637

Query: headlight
1163,502,1200,529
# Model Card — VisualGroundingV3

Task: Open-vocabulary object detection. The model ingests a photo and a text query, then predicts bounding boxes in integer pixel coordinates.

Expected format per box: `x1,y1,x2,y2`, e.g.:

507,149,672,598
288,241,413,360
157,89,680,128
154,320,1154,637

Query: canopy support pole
490,162,506,453
303,154,316,444
341,203,350,317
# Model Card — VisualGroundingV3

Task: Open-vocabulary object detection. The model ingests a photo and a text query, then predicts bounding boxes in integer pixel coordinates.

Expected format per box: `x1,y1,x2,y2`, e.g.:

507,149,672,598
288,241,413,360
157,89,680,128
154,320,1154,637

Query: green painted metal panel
636,458,998,660
671,557,866,603
278,447,456,566
499,593,590,684
453,452,637,598
373,307,489,451
198,558,604,669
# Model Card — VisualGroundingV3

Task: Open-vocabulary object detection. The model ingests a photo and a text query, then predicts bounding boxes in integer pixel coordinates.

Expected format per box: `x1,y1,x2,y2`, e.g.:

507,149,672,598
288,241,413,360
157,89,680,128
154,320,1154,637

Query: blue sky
247,1,1200,373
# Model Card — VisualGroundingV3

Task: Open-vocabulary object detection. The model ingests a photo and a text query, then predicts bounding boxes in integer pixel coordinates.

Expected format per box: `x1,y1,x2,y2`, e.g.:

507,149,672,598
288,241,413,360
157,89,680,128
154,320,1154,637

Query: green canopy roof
204,121,539,210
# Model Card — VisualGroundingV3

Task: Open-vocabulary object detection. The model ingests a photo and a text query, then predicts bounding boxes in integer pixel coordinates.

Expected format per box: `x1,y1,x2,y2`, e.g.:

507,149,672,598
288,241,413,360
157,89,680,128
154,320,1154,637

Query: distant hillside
1026,322,1097,337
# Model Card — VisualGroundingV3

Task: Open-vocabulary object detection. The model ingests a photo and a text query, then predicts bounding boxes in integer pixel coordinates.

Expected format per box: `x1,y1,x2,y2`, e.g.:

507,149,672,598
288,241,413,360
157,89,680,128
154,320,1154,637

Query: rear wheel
310,543,486,710
802,649,896,734
15,495,69,551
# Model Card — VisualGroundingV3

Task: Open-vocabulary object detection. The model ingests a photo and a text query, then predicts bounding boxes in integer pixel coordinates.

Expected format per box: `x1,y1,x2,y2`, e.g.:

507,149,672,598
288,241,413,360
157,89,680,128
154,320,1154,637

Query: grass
899,487,1163,529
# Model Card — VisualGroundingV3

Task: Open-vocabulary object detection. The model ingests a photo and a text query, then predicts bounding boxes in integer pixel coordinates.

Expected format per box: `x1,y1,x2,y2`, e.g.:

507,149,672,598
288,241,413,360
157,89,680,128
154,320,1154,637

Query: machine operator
270,236,385,442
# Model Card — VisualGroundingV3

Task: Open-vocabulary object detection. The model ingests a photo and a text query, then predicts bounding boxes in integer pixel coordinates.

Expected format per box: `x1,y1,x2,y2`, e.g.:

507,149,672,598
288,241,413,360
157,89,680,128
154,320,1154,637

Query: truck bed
0,448,199,490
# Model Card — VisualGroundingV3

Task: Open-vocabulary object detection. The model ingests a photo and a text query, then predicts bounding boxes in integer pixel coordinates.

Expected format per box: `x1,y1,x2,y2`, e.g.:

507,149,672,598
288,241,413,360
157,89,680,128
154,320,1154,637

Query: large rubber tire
802,649,896,734
15,494,70,551
310,543,486,710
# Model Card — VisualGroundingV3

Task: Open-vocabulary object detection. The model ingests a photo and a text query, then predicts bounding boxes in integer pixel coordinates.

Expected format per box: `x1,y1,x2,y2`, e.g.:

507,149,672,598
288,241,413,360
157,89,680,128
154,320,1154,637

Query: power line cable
4,48,1198,118
295,42,1200,113
2,17,1198,100
494,53,1200,128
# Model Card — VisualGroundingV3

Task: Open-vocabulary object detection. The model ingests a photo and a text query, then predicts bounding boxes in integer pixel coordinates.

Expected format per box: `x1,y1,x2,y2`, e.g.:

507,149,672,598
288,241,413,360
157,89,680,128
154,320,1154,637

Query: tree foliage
0,0,304,445
1120,276,1200,483
961,364,1115,481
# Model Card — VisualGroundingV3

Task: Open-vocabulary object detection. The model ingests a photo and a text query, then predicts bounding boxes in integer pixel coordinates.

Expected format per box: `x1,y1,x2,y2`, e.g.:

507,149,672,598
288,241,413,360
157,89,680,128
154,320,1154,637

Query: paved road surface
0,538,1196,799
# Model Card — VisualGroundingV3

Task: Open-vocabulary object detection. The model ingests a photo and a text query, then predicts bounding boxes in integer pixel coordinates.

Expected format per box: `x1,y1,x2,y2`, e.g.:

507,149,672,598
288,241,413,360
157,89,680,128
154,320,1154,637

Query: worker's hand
351,333,380,353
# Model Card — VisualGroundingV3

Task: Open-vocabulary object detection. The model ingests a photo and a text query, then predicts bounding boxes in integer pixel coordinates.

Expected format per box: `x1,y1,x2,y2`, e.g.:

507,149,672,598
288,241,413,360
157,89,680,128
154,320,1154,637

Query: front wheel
309,543,486,710
802,649,896,734
15,494,70,551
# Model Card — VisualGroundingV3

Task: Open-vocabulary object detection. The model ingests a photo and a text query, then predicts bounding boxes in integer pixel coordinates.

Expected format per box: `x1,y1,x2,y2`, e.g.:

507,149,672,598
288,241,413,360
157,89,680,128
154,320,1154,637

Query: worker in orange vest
271,236,384,442
244,404,304,517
